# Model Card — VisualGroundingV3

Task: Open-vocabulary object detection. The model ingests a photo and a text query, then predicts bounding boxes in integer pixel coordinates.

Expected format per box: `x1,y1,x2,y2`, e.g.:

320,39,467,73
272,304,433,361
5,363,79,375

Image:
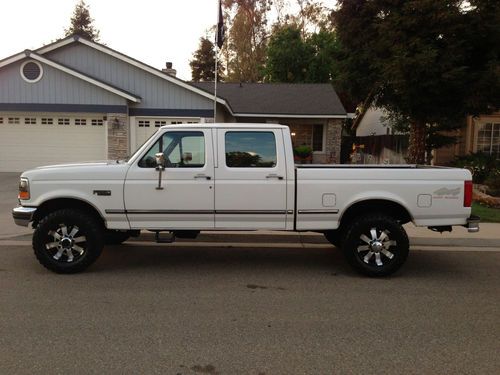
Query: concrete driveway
0,172,31,238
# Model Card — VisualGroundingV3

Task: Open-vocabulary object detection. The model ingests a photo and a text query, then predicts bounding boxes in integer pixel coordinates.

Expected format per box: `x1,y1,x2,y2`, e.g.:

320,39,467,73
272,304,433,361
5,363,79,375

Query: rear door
214,128,288,229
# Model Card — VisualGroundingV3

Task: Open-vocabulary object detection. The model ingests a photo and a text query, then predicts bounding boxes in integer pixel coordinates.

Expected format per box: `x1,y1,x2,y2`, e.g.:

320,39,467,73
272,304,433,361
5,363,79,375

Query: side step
154,231,176,243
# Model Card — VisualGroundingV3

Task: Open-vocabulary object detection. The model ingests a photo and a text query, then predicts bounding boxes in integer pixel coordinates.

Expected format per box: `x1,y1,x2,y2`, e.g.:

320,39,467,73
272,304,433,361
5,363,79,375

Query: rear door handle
266,174,284,180
194,174,211,180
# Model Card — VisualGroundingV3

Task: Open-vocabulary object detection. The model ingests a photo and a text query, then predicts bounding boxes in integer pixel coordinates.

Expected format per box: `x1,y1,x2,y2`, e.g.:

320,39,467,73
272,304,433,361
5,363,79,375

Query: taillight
464,180,473,207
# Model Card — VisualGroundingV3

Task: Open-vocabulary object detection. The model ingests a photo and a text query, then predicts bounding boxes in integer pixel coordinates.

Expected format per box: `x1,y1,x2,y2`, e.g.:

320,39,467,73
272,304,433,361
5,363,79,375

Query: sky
1,0,337,81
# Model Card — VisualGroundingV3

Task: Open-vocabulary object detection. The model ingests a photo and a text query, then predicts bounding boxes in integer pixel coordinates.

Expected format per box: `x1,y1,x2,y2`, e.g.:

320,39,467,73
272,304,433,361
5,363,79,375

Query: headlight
18,178,30,200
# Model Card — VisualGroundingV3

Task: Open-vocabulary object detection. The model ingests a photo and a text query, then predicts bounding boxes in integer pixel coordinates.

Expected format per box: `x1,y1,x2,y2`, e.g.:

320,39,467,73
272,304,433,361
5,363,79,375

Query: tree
264,25,339,83
190,37,224,82
65,0,100,41
224,0,271,82
265,26,310,82
334,0,499,164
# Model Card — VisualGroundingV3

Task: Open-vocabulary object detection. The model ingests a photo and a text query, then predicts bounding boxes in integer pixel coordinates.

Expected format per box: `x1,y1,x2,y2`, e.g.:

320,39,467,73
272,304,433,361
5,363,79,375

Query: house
0,35,346,172
351,107,408,164
193,82,346,164
353,107,499,165
433,112,500,165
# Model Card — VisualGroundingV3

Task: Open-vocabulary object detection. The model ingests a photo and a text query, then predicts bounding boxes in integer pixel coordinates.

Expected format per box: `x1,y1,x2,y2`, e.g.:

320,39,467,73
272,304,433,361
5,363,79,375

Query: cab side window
225,131,277,168
139,131,205,168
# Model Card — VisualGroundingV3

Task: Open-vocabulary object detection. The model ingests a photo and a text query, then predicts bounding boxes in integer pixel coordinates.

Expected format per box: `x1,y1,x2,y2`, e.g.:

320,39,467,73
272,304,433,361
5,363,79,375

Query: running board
154,231,176,243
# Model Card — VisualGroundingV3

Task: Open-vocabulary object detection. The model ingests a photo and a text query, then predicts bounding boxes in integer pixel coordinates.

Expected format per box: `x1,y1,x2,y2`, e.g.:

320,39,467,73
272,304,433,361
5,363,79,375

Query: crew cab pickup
12,124,479,276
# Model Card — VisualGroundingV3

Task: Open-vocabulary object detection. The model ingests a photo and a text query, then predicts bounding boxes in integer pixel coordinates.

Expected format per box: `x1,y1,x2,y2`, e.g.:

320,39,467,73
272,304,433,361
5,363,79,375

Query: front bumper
12,206,37,227
465,215,480,233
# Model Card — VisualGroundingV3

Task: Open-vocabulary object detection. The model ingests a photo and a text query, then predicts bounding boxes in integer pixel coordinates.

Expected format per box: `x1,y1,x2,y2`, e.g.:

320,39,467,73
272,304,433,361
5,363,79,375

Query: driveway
0,172,31,238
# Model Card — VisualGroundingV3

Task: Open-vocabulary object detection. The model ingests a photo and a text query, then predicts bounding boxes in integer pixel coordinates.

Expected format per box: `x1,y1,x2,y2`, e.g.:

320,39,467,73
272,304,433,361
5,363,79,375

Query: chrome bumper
465,215,480,233
12,206,37,227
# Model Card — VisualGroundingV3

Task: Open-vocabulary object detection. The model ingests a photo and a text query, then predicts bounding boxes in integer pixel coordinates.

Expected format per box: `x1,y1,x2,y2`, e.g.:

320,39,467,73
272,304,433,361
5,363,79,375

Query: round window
20,61,43,82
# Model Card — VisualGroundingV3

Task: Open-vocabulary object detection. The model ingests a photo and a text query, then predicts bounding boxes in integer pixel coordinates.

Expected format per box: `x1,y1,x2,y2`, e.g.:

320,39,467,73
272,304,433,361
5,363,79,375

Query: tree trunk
406,121,426,164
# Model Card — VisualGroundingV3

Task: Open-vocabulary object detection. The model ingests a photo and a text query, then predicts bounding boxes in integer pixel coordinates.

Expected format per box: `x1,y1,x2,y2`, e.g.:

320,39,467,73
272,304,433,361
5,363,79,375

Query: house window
0,117,3,124
24,118,37,125
75,119,87,126
312,124,324,151
477,122,500,159
155,120,167,127
8,117,20,124
138,120,150,127
171,121,182,124
91,119,103,126
41,118,53,125
58,118,70,125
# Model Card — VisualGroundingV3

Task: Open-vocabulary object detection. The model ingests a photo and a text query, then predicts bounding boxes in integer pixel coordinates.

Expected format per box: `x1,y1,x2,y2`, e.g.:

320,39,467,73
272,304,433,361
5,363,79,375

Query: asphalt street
1,241,499,375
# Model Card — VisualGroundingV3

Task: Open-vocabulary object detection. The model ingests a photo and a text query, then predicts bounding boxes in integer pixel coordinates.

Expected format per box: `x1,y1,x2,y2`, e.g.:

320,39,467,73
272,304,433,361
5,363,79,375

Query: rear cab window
225,131,277,168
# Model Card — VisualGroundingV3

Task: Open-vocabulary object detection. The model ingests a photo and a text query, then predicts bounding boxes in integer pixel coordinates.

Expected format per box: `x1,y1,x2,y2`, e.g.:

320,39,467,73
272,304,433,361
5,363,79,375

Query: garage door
0,114,107,172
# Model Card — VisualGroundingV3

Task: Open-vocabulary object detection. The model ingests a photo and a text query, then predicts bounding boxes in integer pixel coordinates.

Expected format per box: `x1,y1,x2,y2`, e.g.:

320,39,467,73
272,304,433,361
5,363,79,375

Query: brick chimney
162,62,177,76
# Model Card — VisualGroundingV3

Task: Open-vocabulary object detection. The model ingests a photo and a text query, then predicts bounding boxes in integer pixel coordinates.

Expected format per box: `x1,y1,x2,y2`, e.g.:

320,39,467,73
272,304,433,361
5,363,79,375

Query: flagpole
214,34,218,123
214,0,219,123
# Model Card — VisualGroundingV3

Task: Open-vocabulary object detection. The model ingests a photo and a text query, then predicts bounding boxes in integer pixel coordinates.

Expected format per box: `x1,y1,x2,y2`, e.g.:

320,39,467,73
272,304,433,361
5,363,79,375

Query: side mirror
155,152,165,190
155,153,166,169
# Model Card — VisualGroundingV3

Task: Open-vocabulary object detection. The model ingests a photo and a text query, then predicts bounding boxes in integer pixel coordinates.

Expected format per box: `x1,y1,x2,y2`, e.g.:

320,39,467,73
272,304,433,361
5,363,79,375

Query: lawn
472,202,500,223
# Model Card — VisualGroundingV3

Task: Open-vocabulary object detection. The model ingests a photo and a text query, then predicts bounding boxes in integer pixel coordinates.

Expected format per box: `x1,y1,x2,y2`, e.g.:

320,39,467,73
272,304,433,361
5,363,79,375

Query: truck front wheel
342,214,409,277
32,209,104,274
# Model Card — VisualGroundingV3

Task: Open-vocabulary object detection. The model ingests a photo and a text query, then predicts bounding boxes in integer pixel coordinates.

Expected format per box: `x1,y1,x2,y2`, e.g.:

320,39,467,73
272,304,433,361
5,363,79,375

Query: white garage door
0,114,107,172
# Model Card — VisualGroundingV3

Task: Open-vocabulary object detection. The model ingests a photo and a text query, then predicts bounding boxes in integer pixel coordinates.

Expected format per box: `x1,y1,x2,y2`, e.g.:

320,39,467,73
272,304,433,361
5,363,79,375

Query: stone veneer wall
107,113,128,160
325,119,343,163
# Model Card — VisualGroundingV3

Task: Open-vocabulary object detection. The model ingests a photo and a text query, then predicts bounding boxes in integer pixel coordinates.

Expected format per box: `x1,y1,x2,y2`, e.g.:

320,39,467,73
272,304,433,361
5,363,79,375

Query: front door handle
266,174,284,180
194,174,212,180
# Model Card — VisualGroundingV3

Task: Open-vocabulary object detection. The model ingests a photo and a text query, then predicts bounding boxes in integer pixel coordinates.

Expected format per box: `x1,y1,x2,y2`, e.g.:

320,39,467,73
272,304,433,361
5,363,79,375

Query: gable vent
21,61,43,82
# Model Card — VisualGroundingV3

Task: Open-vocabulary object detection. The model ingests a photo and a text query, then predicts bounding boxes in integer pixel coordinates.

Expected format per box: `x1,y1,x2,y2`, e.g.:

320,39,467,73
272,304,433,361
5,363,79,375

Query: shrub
485,174,500,197
452,153,500,184
294,145,313,158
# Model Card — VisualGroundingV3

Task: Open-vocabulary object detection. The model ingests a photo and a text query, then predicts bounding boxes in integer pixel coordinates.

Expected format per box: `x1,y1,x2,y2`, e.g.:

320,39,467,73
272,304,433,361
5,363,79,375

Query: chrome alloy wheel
45,225,87,263
356,228,396,266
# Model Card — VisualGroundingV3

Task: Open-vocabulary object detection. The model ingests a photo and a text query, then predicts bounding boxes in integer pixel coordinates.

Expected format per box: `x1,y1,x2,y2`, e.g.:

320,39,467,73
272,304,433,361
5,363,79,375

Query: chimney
162,61,177,76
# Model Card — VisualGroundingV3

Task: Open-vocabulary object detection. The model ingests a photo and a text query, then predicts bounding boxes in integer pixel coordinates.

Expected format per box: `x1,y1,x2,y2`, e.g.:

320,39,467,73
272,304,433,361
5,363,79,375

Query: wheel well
33,198,105,228
339,199,412,228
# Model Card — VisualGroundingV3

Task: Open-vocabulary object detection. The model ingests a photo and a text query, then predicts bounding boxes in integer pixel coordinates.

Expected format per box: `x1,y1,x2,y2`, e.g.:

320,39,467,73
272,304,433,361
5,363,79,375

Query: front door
214,128,288,229
124,128,214,229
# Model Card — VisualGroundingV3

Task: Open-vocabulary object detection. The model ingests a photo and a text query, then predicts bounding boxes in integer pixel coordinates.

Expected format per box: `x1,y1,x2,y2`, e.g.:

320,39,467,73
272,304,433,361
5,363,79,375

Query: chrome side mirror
155,153,166,168
155,152,165,190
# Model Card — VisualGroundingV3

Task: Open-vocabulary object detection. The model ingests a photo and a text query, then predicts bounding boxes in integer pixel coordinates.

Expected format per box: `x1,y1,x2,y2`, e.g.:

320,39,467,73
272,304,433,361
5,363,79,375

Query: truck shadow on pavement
87,244,486,280
95,244,352,274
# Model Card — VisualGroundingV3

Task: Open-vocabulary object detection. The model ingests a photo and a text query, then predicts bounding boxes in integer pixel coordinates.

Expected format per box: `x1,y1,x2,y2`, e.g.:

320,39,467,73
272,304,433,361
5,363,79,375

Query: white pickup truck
13,123,479,276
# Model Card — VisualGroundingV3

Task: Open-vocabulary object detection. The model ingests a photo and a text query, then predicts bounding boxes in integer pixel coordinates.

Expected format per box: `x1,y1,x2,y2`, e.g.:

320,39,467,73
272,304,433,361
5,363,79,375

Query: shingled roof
192,82,347,118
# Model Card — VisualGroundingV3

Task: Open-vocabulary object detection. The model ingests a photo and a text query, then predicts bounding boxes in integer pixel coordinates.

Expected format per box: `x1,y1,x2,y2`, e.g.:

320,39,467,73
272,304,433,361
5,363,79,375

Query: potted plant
294,145,313,164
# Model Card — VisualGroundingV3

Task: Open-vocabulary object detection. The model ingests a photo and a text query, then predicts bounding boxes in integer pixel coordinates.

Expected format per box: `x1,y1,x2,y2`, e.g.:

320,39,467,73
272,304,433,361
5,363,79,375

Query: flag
216,0,225,49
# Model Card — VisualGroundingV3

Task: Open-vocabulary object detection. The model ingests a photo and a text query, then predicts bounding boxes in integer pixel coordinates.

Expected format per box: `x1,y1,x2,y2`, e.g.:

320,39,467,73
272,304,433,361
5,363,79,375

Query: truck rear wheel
342,214,409,277
32,209,104,274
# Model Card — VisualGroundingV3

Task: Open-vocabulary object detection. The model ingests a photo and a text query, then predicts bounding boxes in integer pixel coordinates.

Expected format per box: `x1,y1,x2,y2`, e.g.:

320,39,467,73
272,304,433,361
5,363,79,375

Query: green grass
472,202,500,223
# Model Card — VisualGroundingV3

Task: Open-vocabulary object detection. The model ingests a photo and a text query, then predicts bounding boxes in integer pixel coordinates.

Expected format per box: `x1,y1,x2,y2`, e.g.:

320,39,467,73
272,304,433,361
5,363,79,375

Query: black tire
342,214,409,277
104,230,130,245
32,209,104,274
324,230,343,248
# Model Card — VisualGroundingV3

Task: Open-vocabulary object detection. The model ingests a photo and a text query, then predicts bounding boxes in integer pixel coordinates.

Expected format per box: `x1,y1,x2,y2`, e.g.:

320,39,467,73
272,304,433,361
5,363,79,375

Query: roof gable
35,35,227,108
0,50,141,103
